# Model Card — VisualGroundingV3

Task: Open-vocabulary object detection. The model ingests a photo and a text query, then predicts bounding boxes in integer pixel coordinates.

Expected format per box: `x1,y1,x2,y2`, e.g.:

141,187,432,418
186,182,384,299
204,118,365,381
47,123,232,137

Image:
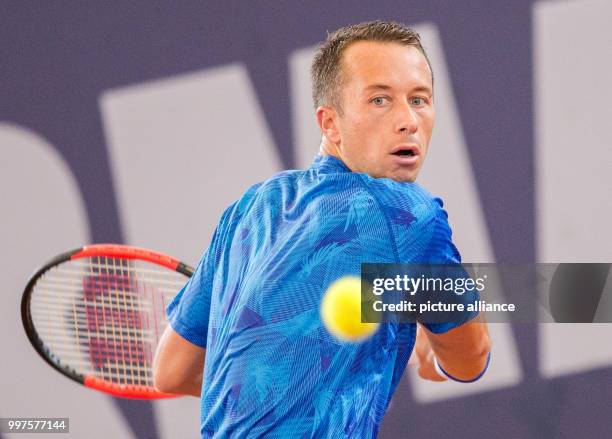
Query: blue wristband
433,351,491,383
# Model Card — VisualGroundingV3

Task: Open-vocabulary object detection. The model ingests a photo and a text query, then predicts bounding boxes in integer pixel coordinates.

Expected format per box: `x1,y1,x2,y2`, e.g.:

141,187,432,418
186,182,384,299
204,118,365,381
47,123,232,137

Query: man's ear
316,106,341,145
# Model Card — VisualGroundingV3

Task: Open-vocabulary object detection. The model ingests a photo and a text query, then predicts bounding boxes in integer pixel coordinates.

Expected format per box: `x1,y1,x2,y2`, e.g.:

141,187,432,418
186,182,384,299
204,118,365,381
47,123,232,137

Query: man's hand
411,324,446,382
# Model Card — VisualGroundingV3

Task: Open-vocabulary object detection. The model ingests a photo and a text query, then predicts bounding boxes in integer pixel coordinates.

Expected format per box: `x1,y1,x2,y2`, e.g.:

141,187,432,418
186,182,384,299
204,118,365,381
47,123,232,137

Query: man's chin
365,165,420,182
387,169,419,183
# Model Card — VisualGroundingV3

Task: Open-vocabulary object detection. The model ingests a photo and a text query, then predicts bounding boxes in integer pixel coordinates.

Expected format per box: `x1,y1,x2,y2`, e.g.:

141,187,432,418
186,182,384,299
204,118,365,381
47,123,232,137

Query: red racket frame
21,244,194,399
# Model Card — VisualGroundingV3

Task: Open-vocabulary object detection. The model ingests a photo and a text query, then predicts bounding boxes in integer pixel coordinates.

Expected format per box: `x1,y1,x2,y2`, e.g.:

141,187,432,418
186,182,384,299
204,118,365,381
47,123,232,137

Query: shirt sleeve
166,247,215,347
166,233,218,347
418,197,480,334
165,202,236,347
364,176,480,334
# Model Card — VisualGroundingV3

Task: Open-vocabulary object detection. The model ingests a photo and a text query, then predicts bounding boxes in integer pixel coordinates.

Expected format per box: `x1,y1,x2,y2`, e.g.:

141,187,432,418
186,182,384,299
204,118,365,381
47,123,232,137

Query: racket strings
30,256,186,388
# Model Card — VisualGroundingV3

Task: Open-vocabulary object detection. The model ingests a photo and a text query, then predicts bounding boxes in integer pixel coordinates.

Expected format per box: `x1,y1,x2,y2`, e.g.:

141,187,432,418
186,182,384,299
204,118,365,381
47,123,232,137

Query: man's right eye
371,97,387,106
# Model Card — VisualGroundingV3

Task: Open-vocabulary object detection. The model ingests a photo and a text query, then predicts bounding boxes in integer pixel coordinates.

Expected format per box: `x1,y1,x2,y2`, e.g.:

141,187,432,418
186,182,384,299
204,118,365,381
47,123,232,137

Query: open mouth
391,145,419,158
393,149,416,157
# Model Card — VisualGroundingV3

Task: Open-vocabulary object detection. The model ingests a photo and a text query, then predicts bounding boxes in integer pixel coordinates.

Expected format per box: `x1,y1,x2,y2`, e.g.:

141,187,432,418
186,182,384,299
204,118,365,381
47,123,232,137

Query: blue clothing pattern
167,154,477,438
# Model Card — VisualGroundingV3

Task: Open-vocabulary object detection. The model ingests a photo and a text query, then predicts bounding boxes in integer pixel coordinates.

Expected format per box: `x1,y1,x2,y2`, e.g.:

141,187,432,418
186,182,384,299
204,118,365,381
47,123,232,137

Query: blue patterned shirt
168,154,471,438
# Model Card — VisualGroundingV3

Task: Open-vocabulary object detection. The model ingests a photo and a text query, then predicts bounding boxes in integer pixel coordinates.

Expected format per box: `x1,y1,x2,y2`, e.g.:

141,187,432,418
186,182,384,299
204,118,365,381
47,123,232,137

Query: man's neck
319,139,342,161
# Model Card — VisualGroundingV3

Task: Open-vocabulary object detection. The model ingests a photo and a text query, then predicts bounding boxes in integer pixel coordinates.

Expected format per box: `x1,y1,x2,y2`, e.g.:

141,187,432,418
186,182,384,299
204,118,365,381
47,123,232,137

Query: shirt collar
310,153,352,174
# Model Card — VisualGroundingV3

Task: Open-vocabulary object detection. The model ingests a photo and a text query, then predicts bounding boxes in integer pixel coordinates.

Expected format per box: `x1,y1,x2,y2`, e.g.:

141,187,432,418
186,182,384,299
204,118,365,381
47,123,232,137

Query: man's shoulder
240,169,305,198
229,168,445,221
357,174,443,210
227,169,306,214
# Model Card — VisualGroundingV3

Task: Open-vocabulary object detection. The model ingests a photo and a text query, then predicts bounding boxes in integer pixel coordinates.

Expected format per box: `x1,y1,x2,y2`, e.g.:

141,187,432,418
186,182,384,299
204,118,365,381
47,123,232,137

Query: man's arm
153,325,206,397
413,315,491,382
423,315,491,381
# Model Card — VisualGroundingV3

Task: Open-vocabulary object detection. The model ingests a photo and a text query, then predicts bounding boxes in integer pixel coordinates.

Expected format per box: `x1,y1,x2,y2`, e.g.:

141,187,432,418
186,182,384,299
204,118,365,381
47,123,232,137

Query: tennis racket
21,244,194,400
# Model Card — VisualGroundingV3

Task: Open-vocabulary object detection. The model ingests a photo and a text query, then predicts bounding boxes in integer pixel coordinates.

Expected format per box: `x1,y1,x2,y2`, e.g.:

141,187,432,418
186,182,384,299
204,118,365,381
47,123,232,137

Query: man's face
330,41,435,182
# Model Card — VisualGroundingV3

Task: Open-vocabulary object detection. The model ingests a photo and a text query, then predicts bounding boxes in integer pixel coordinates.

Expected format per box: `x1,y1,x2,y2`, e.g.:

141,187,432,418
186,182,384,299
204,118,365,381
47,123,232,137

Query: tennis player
154,21,491,438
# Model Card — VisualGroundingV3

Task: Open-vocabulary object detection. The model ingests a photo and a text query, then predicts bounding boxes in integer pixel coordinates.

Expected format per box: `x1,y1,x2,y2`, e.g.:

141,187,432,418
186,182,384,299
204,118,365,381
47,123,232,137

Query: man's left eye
410,98,424,105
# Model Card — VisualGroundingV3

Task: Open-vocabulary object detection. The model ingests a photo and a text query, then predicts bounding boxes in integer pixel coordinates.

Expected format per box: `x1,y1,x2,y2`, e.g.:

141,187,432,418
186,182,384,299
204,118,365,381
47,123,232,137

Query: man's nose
396,102,418,134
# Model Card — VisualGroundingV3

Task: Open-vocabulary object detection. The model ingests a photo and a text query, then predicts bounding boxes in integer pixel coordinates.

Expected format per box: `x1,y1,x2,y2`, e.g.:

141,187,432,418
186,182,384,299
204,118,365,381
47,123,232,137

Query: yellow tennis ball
320,276,379,342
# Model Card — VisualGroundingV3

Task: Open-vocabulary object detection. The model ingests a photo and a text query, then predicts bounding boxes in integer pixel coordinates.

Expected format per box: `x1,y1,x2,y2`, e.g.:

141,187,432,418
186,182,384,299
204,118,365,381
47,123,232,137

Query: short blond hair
311,20,433,111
